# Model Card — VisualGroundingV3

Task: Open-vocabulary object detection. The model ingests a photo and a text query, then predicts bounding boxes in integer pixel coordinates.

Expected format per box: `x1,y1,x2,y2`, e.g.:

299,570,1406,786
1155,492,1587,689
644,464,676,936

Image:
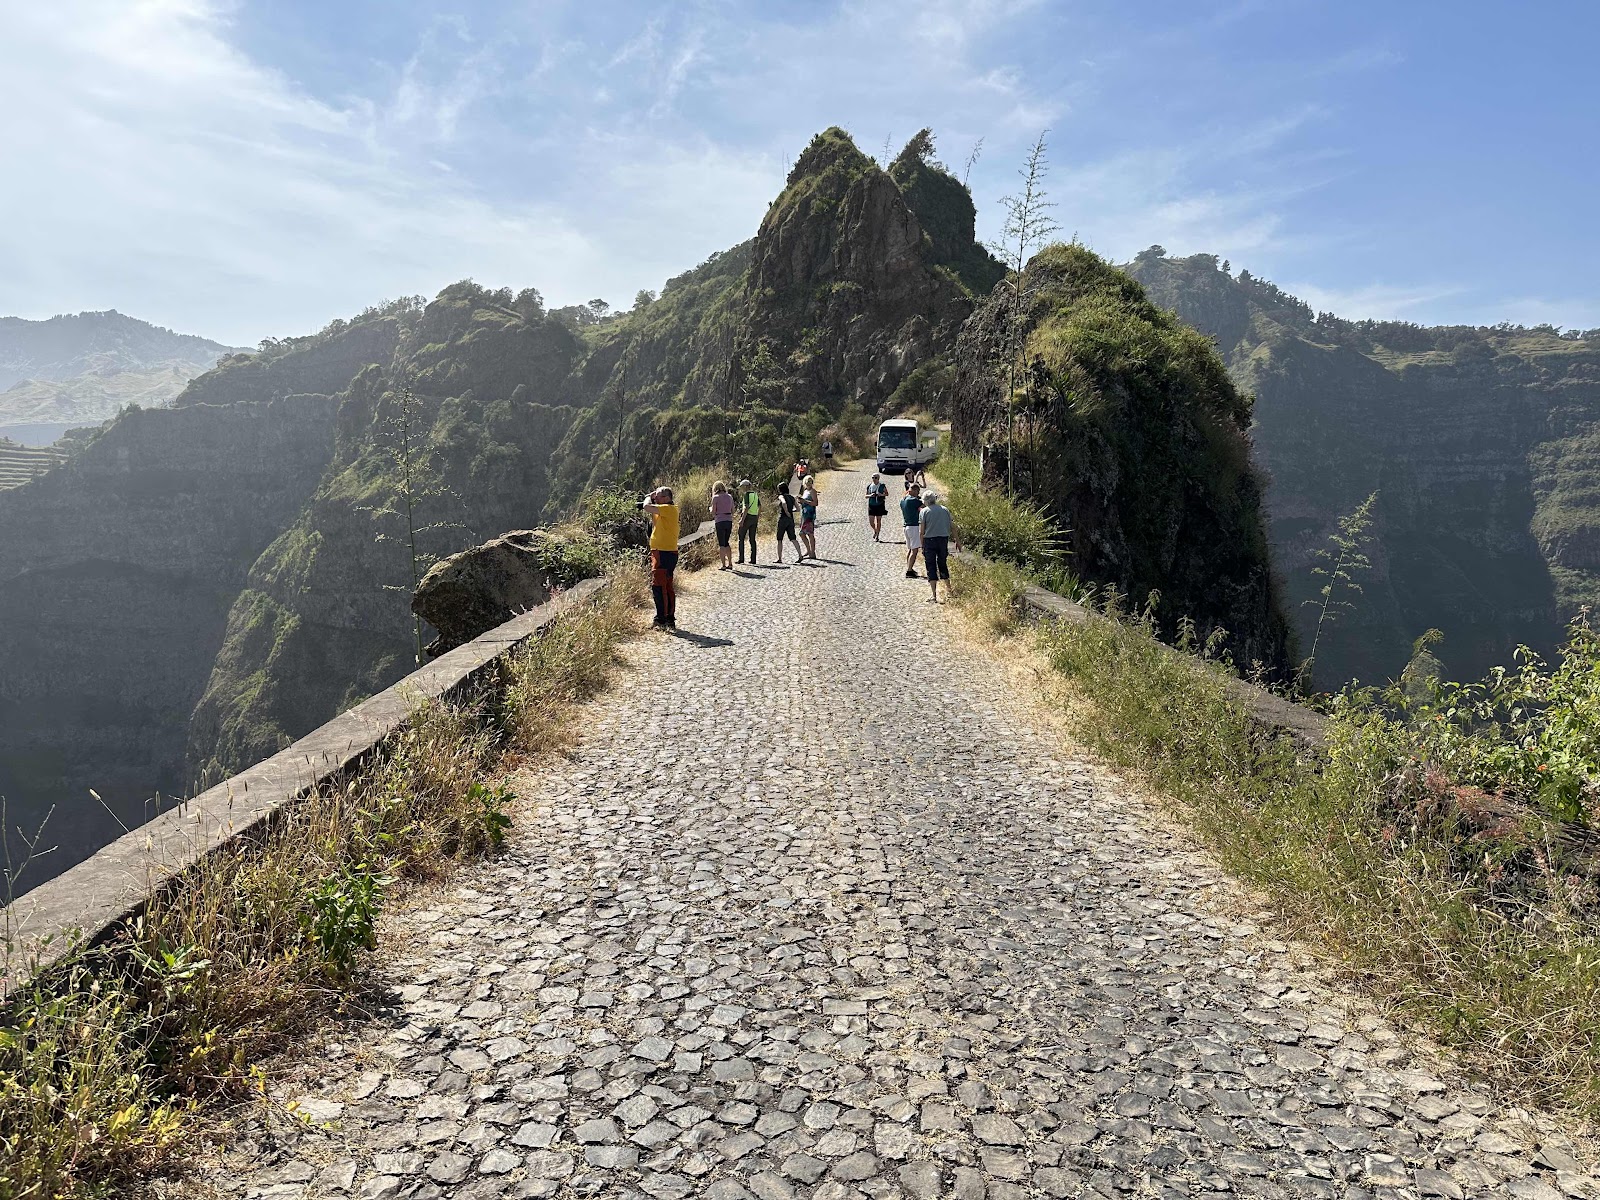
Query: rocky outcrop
1126,249,1600,686
0,395,338,891
547,129,999,499
954,244,1292,674
411,531,563,655
741,128,979,413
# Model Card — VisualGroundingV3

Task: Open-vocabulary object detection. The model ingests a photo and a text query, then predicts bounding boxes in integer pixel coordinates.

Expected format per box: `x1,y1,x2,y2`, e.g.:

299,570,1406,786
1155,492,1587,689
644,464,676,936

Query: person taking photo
640,486,679,628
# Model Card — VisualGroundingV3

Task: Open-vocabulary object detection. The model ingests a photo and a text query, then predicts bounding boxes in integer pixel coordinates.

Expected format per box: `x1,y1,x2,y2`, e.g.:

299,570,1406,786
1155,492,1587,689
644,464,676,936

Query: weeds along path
206,461,1592,1200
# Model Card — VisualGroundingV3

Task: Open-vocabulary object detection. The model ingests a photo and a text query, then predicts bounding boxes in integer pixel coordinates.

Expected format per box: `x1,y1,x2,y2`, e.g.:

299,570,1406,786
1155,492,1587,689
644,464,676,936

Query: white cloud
8,0,1542,344
1279,280,1465,321
0,0,776,343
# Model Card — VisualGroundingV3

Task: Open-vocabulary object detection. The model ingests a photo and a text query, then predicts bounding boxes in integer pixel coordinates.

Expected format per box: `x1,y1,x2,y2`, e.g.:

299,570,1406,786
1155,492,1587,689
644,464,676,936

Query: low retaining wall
963,554,1329,750
3,523,715,993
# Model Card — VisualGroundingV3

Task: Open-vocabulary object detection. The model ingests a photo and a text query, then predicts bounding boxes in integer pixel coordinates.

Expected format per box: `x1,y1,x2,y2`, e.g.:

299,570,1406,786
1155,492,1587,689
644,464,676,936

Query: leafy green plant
937,446,1070,583
305,862,389,977
469,781,514,850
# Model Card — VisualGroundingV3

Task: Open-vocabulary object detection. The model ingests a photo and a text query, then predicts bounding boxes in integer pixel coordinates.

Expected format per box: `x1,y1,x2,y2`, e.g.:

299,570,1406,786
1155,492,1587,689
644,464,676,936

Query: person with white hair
918,489,961,602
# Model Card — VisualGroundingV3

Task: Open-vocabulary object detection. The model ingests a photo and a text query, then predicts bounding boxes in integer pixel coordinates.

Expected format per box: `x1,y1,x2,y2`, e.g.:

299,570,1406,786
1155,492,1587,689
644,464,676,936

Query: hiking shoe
906,569,918,578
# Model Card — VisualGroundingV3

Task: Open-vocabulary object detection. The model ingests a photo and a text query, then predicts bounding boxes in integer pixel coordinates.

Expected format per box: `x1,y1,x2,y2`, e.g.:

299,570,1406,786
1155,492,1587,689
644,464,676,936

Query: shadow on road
668,630,735,648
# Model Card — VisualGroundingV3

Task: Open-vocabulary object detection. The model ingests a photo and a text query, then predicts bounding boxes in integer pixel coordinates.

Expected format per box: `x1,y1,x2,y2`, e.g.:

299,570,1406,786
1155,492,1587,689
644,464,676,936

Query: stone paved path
209,461,1594,1200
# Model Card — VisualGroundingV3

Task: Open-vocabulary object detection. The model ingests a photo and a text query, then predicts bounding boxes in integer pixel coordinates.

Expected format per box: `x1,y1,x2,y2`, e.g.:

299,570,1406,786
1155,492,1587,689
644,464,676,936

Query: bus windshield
878,425,917,450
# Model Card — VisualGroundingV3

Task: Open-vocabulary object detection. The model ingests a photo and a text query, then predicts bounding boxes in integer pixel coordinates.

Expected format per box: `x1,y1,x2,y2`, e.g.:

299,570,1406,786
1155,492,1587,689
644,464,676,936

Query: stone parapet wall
2,523,715,993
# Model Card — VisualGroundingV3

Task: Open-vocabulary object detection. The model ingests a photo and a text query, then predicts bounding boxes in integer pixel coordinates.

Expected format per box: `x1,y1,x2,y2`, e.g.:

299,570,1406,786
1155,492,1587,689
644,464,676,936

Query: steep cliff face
1125,250,1600,685
954,244,1292,673
186,291,583,780
740,128,977,412
0,396,337,888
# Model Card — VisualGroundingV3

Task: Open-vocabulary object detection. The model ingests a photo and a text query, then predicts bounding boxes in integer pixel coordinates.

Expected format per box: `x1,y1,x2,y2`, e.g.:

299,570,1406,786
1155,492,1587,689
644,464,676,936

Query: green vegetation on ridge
954,242,1291,674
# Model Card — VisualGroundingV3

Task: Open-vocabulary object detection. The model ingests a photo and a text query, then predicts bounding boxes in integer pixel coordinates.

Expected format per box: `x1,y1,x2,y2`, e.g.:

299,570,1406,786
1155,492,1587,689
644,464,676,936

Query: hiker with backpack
798,475,820,561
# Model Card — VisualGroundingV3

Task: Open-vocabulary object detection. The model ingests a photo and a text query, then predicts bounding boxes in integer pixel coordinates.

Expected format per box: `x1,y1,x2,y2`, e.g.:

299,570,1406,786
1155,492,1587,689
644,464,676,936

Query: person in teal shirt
900,484,924,578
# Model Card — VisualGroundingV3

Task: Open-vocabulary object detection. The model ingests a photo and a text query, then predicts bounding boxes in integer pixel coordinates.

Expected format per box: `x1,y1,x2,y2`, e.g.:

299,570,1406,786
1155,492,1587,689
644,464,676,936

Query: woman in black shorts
775,481,802,563
866,473,889,541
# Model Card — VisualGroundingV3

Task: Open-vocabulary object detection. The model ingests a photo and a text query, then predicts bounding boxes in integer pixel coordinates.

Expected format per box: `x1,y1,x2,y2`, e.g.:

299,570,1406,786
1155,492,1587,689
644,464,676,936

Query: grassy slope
951,542,1600,1110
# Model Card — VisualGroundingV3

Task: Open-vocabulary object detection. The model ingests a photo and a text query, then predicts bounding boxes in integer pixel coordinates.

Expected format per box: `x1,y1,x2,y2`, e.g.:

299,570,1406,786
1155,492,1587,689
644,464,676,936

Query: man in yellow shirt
641,486,679,628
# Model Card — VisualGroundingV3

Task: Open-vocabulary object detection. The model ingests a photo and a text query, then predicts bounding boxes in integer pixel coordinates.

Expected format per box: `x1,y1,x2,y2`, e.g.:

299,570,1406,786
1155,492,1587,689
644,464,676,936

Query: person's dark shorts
924,535,950,581
715,520,733,548
867,500,887,517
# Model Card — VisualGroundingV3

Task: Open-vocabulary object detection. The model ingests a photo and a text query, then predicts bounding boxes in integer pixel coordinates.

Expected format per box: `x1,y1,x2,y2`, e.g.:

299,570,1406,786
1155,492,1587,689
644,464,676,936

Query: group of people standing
637,470,822,629
866,466,960,602
637,459,959,630
707,475,820,570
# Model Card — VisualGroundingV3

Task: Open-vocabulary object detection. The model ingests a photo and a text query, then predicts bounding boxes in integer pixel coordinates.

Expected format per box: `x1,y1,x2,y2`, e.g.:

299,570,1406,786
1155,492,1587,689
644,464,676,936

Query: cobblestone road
211,462,1593,1200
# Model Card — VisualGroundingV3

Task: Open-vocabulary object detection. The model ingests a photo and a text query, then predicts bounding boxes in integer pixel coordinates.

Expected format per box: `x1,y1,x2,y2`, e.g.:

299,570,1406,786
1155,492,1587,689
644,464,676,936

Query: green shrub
937,446,1073,587
305,863,389,977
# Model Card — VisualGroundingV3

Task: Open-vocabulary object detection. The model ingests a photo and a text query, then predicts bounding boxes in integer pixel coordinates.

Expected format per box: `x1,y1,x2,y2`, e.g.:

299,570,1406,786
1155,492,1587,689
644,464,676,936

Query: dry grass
950,552,1600,1113
0,562,659,1198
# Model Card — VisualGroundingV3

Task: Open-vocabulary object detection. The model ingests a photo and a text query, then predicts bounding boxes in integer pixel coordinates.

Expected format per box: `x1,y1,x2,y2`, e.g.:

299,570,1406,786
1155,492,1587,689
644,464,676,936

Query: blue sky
1,0,1595,345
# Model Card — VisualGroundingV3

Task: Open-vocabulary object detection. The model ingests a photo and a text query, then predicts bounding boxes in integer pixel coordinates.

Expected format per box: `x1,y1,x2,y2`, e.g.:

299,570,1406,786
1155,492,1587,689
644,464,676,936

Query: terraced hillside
0,437,64,489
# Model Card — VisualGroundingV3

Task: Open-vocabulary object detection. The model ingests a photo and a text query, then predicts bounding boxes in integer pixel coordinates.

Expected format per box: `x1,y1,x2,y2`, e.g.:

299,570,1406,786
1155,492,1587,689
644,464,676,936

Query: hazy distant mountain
0,310,243,442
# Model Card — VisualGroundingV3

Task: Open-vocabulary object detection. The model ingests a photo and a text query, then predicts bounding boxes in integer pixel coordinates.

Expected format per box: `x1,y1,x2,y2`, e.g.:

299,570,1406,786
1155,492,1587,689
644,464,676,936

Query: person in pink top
709,481,736,570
